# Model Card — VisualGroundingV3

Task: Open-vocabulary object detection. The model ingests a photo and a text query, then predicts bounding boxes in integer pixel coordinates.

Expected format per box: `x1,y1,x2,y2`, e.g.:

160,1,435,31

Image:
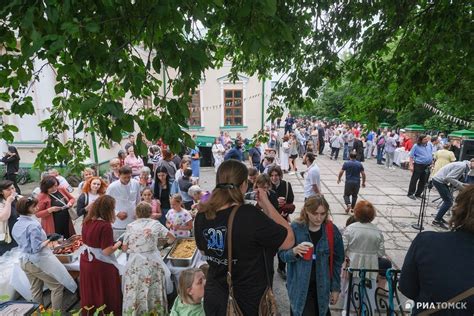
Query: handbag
259,251,280,316
49,192,78,220
278,182,296,217
226,205,244,316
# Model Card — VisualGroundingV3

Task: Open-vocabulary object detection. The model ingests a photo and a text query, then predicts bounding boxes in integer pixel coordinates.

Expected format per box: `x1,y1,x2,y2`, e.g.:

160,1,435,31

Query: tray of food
165,238,197,267
53,235,83,263
160,245,172,261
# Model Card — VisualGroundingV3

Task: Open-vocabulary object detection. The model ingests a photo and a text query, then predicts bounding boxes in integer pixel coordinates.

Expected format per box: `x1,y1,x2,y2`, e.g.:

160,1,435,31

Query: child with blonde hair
170,268,206,316
166,194,193,237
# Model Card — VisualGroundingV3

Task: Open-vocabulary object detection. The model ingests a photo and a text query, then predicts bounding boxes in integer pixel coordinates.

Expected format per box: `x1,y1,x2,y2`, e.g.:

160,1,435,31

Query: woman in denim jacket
279,195,344,316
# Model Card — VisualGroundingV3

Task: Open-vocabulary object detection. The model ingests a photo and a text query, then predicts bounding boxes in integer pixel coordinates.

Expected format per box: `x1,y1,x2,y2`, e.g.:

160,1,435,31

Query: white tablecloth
10,252,127,301
166,251,204,289
394,149,410,166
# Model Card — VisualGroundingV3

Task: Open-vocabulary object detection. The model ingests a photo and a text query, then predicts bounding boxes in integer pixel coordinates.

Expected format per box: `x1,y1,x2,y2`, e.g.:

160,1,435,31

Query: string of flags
166,92,270,112
422,103,473,127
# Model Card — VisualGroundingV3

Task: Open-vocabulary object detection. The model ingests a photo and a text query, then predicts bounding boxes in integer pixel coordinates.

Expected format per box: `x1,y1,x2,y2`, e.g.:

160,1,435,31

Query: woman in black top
0,180,18,255
268,165,295,279
194,159,295,315
153,166,171,226
1,146,21,194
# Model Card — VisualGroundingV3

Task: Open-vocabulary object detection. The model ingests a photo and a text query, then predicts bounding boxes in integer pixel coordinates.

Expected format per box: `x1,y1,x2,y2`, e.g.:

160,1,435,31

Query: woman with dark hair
12,197,77,312
400,185,474,315
279,195,344,316
194,159,294,315
80,195,123,315
154,166,172,226
269,166,295,279
407,134,433,199
76,176,108,218
1,145,21,194
0,180,18,254
36,175,76,238
156,149,178,183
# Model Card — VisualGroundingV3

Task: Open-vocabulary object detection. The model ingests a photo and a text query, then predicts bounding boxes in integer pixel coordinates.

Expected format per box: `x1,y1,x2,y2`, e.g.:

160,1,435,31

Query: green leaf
104,101,124,118
262,0,277,16
136,133,148,156
120,114,135,132
82,96,100,111
152,56,161,73
85,22,100,33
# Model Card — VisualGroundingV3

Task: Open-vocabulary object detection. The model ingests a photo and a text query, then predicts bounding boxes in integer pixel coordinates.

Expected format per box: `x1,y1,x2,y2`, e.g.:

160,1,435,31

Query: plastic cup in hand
301,242,314,261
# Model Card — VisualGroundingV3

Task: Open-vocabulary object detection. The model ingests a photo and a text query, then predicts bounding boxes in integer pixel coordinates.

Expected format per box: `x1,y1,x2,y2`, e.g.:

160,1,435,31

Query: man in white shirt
106,166,141,239
303,152,321,199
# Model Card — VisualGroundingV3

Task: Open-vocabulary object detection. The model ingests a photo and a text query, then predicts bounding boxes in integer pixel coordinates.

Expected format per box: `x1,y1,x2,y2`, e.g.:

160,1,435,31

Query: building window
224,89,243,126
188,90,201,126
143,97,152,108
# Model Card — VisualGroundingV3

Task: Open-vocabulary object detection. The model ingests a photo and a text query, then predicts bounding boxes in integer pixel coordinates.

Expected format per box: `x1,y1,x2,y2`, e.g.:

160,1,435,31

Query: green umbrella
448,129,474,139
404,124,425,132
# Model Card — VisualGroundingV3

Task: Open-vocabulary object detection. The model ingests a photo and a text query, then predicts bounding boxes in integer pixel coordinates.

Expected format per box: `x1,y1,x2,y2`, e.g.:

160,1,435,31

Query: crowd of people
0,116,473,315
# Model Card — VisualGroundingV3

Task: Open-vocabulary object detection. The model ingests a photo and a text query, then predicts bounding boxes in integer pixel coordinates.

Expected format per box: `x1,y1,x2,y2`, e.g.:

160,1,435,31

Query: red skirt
80,254,122,315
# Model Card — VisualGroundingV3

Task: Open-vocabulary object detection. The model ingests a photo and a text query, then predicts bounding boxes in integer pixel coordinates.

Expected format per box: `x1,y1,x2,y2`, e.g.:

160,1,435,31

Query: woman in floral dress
122,202,176,314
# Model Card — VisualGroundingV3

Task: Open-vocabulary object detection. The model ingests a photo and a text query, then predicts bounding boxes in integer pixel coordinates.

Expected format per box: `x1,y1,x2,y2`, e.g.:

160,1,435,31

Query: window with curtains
224,89,243,126
188,90,201,126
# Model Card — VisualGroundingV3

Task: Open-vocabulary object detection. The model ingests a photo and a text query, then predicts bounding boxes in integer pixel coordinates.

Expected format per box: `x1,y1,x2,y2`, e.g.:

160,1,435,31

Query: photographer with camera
431,159,474,229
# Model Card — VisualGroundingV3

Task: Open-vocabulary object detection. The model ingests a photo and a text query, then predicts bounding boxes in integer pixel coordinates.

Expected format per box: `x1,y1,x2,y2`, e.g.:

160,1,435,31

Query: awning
448,129,474,139
404,124,425,131
195,135,216,147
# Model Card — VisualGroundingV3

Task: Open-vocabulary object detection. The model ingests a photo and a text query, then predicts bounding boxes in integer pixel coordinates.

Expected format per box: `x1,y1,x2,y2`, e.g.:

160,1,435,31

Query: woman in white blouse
342,200,385,313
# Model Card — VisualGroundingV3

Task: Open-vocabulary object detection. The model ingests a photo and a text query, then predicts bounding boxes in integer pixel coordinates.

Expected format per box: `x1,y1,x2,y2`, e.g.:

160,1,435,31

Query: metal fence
345,268,405,316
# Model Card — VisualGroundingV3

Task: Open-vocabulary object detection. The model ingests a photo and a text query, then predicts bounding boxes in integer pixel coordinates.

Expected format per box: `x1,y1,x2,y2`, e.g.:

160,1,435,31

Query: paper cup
301,241,314,261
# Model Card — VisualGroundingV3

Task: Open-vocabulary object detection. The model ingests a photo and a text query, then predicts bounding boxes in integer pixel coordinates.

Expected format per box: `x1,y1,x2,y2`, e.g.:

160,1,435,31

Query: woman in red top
80,195,122,315
36,175,76,237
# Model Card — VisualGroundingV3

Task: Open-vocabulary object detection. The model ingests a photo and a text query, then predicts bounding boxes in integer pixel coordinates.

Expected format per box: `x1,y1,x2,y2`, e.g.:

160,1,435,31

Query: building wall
1,57,271,165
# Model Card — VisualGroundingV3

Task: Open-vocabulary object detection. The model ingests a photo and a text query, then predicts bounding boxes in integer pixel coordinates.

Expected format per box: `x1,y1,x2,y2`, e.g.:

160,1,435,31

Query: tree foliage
0,0,471,170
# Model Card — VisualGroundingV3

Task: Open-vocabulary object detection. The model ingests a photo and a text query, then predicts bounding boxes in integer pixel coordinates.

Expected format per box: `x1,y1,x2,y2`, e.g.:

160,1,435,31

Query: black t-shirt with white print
194,203,287,316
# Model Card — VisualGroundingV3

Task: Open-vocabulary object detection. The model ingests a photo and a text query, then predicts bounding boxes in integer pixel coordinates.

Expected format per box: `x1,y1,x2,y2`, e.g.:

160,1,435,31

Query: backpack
326,221,335,279
377,136,385,146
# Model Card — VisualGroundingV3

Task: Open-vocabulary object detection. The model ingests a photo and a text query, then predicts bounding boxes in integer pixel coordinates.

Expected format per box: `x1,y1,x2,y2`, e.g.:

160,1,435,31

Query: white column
220,81,224,127
242,82,246,126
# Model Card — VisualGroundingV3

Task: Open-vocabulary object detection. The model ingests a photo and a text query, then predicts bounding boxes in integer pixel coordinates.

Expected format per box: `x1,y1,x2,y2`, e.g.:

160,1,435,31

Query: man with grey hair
432,159,474,229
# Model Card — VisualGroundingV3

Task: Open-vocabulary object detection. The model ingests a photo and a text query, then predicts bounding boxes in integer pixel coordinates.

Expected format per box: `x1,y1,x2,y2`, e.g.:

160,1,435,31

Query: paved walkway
196,152,445,314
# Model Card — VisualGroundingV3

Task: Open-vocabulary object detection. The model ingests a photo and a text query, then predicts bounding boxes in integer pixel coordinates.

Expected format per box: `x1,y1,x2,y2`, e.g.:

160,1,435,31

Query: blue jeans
433,180,453,221
376,146,384,164
343,144,349,160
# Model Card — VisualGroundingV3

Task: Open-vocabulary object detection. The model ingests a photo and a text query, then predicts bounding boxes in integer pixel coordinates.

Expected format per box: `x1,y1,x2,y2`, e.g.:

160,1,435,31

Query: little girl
141,188,161,220
170,268,206,316
166,194,193,237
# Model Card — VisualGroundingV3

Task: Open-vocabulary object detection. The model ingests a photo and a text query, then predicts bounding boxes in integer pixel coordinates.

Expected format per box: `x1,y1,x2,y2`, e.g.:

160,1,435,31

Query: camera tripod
412,168,432,233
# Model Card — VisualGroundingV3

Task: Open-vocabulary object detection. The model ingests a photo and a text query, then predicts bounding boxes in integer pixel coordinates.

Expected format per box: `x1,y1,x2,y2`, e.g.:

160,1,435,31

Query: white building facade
1,59,273,166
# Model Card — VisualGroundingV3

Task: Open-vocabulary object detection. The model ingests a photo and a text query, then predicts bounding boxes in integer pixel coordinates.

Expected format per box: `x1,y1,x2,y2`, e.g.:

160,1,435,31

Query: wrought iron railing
345,268,405,316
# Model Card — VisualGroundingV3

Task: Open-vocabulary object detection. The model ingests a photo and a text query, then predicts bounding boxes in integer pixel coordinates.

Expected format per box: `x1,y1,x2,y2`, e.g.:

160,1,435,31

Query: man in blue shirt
248,141,262,169
364,130,375,159
407,135,433,199
337,152,366,213
284,113,294,135
224,139,244,161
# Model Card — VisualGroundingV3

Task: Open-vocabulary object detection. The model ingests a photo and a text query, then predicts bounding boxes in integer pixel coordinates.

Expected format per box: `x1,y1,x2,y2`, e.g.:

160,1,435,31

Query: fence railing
345,268,405,316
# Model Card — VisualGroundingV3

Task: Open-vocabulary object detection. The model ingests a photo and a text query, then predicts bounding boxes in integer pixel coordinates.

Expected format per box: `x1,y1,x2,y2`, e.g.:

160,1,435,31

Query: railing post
346,268,353,315
386,268,395,316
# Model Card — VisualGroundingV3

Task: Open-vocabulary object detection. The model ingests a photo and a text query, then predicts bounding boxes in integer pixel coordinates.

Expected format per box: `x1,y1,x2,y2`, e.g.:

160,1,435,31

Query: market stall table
394,148,410,166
